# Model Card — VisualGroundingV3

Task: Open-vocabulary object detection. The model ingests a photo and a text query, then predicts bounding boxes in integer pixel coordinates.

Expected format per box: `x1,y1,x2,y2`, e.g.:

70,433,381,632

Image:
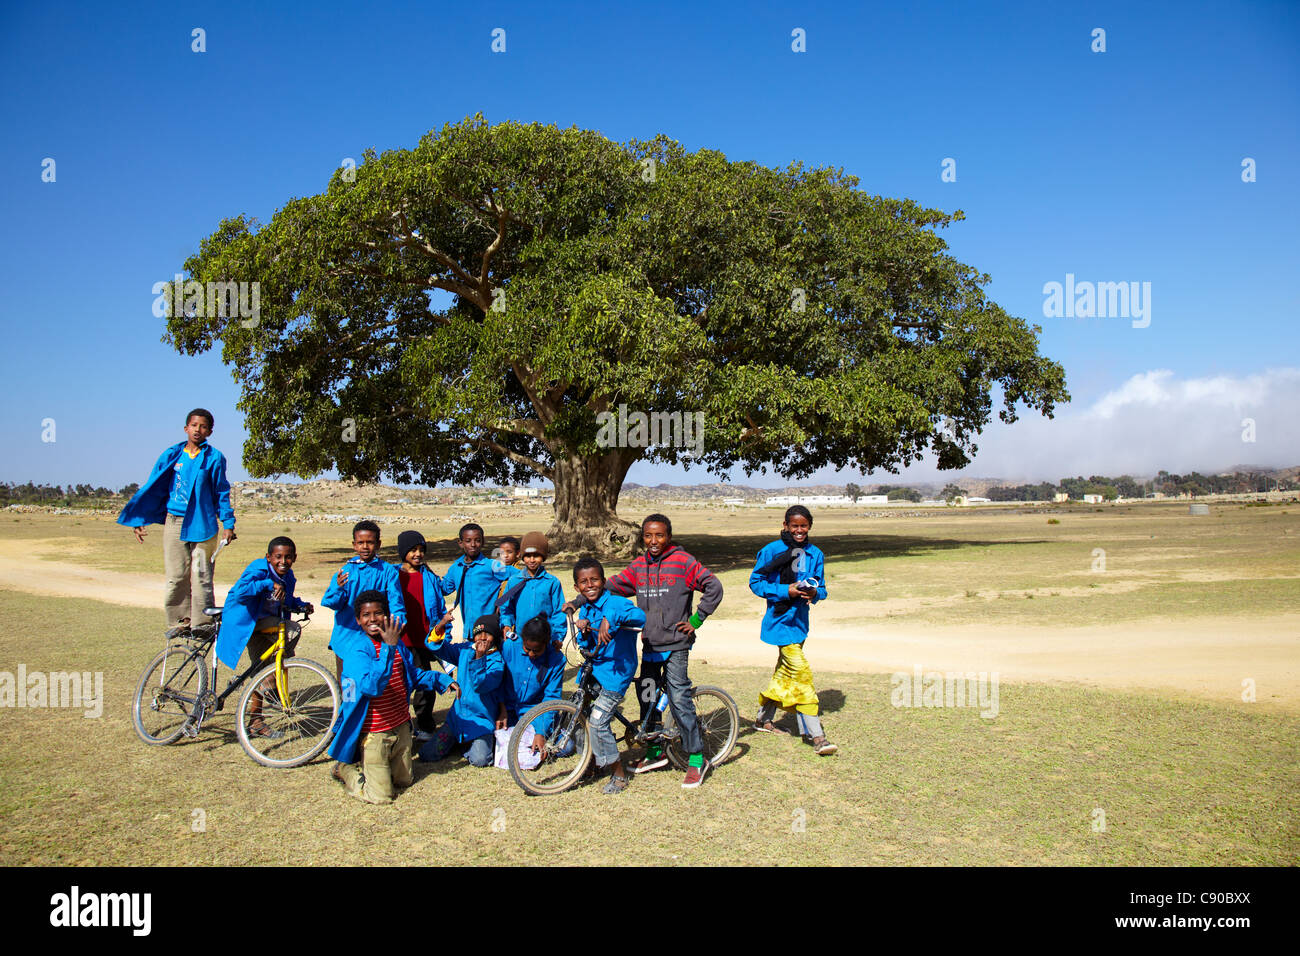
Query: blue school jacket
426,641,505,742
575,591,646,696
748,540,827,646
500,638,566,734
328,637,448,765
439,556,513,631
497,567,567,643
390,562,452,644
215,558,310,669
321,556,405,653
116,441,235,542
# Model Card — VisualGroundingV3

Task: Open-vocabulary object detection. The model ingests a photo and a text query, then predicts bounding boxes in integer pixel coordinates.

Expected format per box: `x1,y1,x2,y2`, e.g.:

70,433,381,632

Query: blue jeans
588,687,625,768
419,726,494,767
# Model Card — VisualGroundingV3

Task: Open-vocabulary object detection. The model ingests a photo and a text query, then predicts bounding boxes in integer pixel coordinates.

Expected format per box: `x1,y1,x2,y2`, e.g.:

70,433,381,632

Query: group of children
119,411,836,806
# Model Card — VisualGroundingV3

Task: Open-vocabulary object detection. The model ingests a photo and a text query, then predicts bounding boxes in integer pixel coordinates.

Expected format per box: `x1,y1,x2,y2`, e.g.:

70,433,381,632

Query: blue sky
2,0,1297,490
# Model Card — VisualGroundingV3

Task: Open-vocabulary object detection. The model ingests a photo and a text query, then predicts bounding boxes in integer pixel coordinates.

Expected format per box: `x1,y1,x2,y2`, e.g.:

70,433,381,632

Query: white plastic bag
494,723,541,770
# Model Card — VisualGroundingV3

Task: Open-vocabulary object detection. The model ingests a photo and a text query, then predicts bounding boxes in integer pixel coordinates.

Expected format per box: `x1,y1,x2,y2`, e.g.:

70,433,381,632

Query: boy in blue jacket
215,536,314,738
322,521,405,682
439,523,512,635
572,556,646,794
502,612,567,754
498,531,567,644
749,505,835,755
418,615,507,768
329,591,447,805
393,530,449,737
117,408,236,632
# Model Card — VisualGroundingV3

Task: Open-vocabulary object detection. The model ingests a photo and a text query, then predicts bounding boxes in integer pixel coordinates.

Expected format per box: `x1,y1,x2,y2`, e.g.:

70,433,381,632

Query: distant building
966,496,990,504
1054,492,1070,503
512,487,540,497
765,494,856,507
1083,493,1103,504
858,495,888,505
723,497,745,505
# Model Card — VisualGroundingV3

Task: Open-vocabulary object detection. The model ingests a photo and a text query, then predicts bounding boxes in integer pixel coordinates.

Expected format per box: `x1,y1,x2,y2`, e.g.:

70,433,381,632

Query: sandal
812,736,838,755
248,719,284,740
754,720,789,736
602,773,630,795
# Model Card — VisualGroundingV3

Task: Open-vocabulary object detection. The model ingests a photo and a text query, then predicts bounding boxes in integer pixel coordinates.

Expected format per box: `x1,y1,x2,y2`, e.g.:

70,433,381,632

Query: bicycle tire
235,658,340,768
508,699,593,796
666,685,740,771
133,644,208,745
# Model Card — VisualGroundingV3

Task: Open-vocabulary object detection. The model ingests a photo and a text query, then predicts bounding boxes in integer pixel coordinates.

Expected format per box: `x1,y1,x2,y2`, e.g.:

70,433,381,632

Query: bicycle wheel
235,658,340,768
508,699,593,796
666,686,740,771
133,645,207,745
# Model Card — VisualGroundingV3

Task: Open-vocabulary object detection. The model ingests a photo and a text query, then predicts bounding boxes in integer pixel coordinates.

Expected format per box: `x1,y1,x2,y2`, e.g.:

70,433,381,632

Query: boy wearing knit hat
498,532,567,647
393,530,450,737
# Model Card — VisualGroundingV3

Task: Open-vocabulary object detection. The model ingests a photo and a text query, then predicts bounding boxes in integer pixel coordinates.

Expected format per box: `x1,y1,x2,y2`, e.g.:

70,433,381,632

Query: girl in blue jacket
748,506,836,755
418,615,507,768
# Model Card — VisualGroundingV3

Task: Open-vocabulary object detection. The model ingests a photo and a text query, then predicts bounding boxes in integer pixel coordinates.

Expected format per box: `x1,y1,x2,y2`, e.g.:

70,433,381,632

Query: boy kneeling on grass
329,590,446,805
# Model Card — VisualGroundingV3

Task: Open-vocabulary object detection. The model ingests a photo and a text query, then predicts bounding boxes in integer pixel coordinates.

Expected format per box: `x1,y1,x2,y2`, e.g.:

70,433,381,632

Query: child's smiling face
783,514,811,543
459,529,484,560
642,521,671,556
353,530,379,562
356,601,387,636
267,544,296,576
404,545,425,569
522,552,544,573
574,567,605,602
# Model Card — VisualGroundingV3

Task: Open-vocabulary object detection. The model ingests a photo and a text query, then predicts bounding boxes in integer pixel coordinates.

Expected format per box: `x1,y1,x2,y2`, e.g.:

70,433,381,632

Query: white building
1083,493,1103,504
511,487,540,498
1054,492,1070,503
722,497,745,505
765,495,857,507
859,495,888,505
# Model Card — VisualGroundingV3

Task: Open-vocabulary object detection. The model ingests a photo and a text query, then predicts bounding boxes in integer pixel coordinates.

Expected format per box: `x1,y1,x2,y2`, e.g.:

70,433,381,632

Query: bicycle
131,542,341,768
507,614,739,795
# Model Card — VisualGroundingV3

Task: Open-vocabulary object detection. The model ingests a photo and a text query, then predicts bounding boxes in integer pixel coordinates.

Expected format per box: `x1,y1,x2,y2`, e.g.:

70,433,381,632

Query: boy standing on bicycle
322,521,405,679
571,557,646,795
117,408,236,633
329,590,447,804
215,536,314,738
564,514,723,789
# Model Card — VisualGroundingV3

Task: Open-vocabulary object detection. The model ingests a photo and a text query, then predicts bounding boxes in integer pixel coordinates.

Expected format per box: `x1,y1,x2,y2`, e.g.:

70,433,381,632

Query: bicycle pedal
181,718,201,739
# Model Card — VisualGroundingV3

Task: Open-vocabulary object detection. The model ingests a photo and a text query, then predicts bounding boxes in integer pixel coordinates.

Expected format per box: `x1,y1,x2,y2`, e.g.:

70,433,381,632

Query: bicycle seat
203,607,223,618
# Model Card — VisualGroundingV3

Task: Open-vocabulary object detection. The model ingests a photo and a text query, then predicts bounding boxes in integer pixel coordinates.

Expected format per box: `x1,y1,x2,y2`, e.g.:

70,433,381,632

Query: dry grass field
0,498,1296,865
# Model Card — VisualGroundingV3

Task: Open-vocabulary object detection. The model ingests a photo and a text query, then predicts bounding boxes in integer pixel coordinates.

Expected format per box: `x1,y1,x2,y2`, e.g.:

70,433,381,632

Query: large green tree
168,115,1068,550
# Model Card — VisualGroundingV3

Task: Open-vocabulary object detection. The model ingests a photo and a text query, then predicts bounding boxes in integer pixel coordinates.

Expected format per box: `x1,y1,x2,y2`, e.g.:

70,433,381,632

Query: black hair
353,589,388,616
459,523,484,541
499,535,520,549
521,612,551,646
784,505,813,526
641,513,672,536
573,555,605,582
352,520,380,540
185,408,214,428
266,536,296,554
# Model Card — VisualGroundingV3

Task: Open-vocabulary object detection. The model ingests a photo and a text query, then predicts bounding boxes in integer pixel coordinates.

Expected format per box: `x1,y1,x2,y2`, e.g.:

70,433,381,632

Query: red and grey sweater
578,545,724,654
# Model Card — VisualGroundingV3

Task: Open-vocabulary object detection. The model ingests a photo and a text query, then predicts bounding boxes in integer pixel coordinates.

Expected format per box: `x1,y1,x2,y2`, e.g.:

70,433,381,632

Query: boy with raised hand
501,612,567,753
437,522,512,636
418,615,508,768
750,505,835,755
117,408,236,633
322,521,405,681
393,530,449,738
497,532,567,645
571,556,646,795
563,514,723,788
215,536,314,738
329,590,448,805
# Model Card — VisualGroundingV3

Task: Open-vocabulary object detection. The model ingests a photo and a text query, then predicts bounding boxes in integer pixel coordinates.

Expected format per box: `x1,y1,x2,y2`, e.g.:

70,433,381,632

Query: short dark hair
499,536,520,550
572,555,605,582
353,589,388,615
459,523,484,540
784,505,813,526
641,513,672,536
521,612,551,646
352,520,381,539
266,536,296,554
185,408,214,428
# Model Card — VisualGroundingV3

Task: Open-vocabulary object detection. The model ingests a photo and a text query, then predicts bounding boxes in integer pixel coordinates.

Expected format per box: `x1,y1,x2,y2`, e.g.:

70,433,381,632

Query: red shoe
681,758,710,789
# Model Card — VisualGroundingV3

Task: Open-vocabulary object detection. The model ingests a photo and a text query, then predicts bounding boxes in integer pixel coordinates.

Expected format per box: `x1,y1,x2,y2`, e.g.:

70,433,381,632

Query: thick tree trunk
547,451,639,556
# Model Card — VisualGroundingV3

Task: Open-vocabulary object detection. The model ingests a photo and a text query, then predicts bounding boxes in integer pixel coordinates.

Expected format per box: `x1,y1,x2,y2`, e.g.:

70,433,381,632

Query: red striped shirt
365,639,410,733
